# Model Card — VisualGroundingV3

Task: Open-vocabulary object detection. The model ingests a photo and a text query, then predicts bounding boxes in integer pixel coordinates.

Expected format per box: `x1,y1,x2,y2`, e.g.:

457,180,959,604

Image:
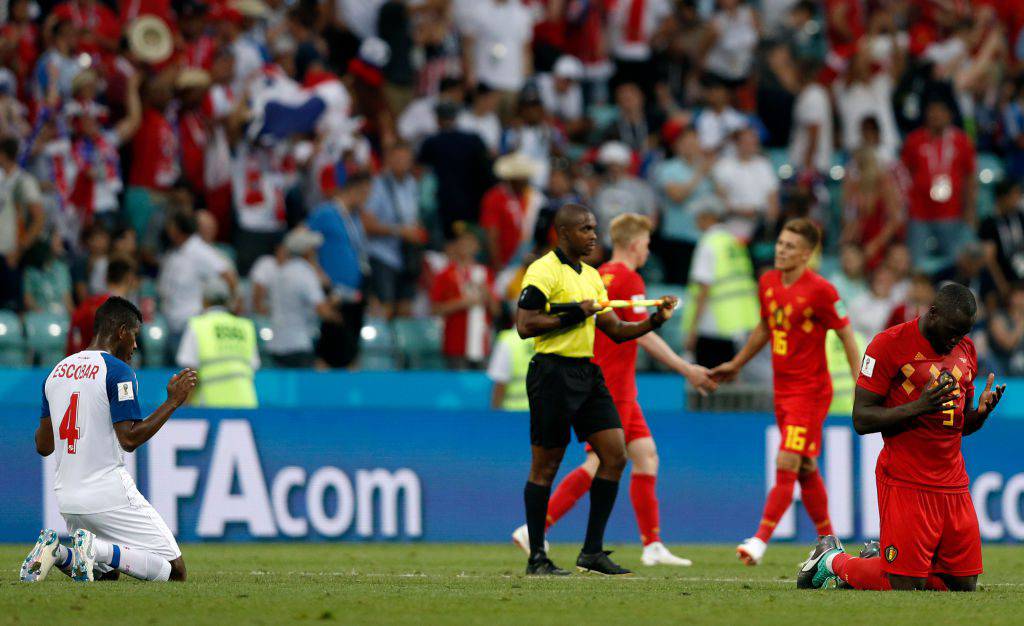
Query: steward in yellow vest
176,280,259,408
683,199,759,365
826,328,866,415
487,327,535,410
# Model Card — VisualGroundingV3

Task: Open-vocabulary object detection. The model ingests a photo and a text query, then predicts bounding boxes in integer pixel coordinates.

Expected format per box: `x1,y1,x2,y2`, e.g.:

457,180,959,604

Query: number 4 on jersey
59,392,81,454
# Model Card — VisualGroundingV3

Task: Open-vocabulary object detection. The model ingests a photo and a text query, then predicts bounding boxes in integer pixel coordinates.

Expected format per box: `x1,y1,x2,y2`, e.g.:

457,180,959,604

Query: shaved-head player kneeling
516,203,678,576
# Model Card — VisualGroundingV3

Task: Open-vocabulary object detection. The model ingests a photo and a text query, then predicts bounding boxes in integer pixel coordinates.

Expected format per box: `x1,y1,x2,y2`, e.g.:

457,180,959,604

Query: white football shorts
63,500,181,568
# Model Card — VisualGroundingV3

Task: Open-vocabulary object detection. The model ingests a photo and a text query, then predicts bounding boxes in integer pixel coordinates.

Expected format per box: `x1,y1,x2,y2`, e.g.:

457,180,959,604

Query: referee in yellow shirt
516,203,678,576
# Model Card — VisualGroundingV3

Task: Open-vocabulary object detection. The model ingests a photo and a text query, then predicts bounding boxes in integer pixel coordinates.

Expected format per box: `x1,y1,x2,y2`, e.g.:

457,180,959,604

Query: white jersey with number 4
43,350,143,515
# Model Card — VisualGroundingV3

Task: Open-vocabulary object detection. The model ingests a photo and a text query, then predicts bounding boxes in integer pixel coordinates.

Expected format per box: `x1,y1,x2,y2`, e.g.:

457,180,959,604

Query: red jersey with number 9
593,262,647,401
759,269,850,397
856,319,978,492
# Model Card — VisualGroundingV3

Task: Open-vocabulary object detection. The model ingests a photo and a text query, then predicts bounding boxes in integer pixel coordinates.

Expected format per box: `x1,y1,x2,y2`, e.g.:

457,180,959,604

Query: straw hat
494,152,538,181
232,0,270,19
127,16,173,65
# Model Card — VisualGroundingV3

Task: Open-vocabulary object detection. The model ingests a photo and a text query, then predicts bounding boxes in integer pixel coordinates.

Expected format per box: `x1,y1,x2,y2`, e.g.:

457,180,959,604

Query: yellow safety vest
826,329,866,416
683,229,759,337
189,310,258,408
497,329,534,411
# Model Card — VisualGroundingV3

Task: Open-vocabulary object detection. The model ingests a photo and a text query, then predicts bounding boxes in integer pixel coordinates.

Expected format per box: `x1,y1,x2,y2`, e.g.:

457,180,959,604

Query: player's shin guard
829,553,891,591
524,482,552,557
629,473,660,546
754,469,798,542
798,470,834,536
546,467,592,529
92,538,172,582
582,478,619,554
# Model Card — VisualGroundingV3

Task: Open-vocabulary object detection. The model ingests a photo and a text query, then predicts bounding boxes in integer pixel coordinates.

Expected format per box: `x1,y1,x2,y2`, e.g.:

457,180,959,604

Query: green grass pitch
2,543,1023,625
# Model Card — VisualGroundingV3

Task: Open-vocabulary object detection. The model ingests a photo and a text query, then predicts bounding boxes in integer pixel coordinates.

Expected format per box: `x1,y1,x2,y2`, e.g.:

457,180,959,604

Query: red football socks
755,468,798,542
630,473,661,546
831,553,891,590
799,470,834,536
545,467,593,529
832,554,951,591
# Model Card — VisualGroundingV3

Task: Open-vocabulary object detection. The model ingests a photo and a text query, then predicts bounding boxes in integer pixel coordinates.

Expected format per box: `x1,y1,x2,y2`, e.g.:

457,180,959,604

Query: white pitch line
232,571,1024,589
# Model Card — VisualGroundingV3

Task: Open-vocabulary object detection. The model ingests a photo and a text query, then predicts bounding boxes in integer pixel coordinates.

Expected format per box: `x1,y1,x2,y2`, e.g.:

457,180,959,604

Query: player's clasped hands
916,372,959,414
166,369,199,407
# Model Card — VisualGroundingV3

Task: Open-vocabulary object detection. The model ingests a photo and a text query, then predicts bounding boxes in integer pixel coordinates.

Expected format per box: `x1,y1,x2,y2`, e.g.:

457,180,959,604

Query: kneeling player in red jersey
512,213,717,566
798,283,1005,591
712,219,862,565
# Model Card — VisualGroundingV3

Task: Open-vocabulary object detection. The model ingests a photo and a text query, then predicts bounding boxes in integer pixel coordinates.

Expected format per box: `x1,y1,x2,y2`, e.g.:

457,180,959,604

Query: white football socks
92,537,172,581
54,544,73,574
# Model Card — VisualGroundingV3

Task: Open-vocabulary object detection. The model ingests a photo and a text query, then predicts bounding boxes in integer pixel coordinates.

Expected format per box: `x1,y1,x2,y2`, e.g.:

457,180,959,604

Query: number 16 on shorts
782,425,807,453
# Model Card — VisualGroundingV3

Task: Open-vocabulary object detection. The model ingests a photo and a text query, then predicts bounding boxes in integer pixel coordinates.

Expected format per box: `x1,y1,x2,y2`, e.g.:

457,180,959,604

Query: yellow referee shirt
520,248,610,358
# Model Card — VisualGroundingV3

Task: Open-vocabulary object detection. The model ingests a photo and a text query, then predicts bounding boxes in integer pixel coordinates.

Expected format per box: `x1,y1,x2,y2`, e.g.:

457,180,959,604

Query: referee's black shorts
526,353,622,448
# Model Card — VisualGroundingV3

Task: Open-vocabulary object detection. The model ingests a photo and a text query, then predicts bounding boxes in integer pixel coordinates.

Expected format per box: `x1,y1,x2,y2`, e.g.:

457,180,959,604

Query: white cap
552,55,584,81
284,227,324,255
359,37,391,69
597,141,632,166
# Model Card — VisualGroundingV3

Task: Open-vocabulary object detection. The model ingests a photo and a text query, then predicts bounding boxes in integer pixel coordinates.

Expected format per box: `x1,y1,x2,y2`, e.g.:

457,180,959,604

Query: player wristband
557,307,588,327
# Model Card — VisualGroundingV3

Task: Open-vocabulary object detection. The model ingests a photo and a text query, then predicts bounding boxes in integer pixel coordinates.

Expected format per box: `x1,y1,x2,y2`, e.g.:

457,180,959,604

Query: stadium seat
141,314,169,367
359,318,395,371
976,152,1005,219
766,148,793,180
587,104,619,136
139,278,158,301
392,318,444,370
0,310,27,367
24,311,70,367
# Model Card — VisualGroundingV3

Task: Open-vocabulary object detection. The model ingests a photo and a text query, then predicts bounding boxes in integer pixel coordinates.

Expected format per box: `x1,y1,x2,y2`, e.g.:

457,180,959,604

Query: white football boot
641,542,692,566
736,537,767,566
511,524,550,555
20,529,61,582
70,529,97,582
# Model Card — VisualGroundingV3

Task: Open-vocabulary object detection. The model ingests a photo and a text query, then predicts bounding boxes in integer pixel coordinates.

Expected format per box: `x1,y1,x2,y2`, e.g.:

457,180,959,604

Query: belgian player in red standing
712,218,862,565
512,213,718,566
798,283,1005,591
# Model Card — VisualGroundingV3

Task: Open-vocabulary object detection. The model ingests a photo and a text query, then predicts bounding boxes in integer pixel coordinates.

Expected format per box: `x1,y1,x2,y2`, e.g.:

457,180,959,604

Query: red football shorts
585,400,651,452
774,391,831,457
878,481,983,578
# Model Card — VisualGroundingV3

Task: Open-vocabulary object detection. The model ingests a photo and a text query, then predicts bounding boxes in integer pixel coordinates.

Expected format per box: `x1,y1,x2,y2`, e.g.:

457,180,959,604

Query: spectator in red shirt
51,0,121,59
125,72,179,239
480,152,542,272
901,97,977,274
1,0,41,93
885,272,936,329
66,255,138,356
429,224,500,369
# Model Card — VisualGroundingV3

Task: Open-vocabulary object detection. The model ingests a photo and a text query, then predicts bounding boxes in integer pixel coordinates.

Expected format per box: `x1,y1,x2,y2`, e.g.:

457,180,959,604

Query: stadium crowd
1,0,1024,378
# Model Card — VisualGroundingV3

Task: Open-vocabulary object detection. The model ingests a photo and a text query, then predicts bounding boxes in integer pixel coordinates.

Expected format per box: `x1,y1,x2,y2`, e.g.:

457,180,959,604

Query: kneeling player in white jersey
20,296,197,582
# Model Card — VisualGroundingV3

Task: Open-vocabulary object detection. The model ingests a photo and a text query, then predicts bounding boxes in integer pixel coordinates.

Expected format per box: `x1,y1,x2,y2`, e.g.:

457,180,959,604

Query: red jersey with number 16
856,319,978,493
593,262,647,401
759,269,850,397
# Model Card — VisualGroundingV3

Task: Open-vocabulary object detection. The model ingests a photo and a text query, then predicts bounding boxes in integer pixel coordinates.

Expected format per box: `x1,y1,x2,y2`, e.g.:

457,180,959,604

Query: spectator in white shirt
537,55,586,137
696,79,747,154
396,77,465,148
459,0,534,96
712,127,780,242
157,210,238,359
607,0,673,95
456,83,503,154
789,59,833,176
849,265,899,338
265,227,342,368
833,47,901,161
702,0,760,86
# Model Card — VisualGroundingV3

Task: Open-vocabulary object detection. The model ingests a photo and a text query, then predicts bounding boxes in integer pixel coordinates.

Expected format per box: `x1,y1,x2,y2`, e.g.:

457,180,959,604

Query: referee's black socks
524,482,551,557
582,478,619,554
